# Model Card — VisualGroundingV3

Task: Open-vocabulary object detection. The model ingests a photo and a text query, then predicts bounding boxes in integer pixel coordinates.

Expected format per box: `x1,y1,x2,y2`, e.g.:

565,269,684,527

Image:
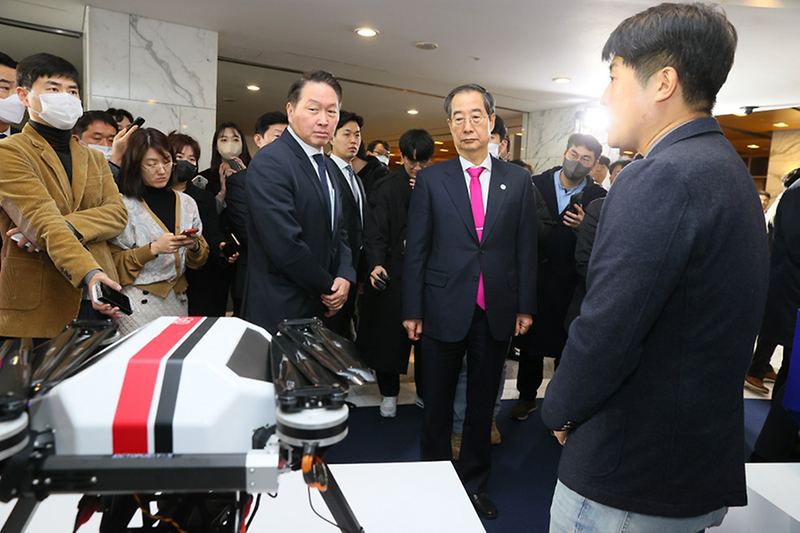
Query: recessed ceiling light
355,28,378,37
733,112,748,117
622,151,635,155
434,141,444,145
516,132,523,136
747,144,760,149
415,42,438,50
774,122,789,127
407,109,419,115
440,149,449,152
552,77,572,84
247,85,260,91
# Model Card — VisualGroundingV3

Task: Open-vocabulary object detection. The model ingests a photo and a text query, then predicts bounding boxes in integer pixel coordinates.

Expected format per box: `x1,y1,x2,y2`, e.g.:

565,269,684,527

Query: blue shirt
554,169,587,214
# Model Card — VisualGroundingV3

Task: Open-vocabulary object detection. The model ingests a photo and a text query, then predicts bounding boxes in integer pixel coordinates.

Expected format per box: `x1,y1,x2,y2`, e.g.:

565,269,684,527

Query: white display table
717,463,800,533
0,461,486,532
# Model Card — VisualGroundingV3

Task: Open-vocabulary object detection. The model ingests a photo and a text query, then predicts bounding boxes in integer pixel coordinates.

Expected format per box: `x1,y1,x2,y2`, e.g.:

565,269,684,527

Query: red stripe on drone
112,317,201,454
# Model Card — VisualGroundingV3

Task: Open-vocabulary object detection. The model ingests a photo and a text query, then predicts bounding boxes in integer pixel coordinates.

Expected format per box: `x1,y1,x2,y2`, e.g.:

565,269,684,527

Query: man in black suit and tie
326,110,367,338
242,70,355,334
542,4,769,531
403,83,538,520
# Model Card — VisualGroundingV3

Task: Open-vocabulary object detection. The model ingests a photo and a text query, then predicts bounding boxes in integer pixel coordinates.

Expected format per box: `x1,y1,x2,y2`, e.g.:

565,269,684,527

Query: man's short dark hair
598,156,611,167
367,140,389,153
783,167,800,189
510,159,533,174
399,129,434,162
287,70,342,106
758,191,771,200
601,2,737,114
254,111,288,136
0,52,17,70
566,133,602,162
610,158,634,174
491,115,508,141
107,108,134,124
444,83,495,117
336,110,364,133
16,53,81,91
73,111,119,139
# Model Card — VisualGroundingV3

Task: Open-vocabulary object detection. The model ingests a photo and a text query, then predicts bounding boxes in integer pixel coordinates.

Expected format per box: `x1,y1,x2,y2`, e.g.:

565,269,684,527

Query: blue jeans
550,480,728,533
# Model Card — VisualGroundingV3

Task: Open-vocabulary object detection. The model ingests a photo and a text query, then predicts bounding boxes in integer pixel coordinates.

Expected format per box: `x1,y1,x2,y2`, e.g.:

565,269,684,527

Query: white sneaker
379,396,398,418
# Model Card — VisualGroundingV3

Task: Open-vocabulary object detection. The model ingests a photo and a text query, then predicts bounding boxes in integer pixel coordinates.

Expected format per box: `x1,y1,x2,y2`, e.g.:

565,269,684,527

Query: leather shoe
744,375,769,394
764,370,777,383
469,492,498,520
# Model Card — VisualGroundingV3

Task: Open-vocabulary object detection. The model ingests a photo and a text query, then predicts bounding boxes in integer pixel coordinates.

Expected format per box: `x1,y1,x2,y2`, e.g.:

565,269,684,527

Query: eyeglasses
142,161,174,173
449,114,488,127
565,149,595,166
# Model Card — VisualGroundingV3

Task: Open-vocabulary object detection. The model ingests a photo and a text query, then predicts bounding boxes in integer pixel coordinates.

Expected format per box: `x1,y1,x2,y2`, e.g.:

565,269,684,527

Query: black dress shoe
469,492,498,520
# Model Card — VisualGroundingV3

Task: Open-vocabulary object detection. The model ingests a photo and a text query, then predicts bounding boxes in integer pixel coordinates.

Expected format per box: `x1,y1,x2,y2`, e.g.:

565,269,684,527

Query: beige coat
0,123,127,338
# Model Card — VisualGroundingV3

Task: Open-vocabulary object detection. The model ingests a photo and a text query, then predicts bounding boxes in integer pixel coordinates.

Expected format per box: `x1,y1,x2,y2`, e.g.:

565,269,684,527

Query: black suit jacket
242,130,355,334
529,169,607,356
328,159,365,272
402,157,538,342
225,168,249,300
541,117,769,517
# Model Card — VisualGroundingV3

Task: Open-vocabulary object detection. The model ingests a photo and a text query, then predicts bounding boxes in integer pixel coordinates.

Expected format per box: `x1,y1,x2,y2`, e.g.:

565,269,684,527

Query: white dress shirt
287,125,334,228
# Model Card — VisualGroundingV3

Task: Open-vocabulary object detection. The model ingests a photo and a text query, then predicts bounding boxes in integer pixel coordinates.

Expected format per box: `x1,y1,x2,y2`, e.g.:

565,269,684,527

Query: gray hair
444,83,495,117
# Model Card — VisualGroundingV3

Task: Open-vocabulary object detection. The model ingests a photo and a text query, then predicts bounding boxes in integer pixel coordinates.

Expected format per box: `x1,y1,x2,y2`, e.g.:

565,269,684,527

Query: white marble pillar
82,7,218,169
521,104,620,176
765,129,800,200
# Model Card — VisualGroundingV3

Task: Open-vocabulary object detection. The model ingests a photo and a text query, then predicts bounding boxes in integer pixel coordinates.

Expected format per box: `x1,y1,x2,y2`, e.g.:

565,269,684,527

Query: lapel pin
500,183,507,190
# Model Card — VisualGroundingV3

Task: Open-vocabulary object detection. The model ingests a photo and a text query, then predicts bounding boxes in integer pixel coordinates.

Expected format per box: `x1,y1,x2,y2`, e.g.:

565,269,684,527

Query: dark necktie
312,153,333,228
0,133,7,139
345,164,362,223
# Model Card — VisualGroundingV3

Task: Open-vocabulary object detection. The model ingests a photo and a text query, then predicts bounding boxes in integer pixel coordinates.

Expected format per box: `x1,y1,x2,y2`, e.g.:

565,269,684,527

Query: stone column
521,104,619,175
765,129,800,201
82,7,218,169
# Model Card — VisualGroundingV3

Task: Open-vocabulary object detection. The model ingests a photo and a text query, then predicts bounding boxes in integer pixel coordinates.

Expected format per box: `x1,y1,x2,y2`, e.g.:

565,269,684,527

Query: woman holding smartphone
109,128,209,335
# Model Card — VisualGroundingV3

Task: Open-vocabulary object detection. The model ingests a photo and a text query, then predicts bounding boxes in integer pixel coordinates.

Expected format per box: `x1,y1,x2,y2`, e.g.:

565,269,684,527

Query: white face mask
376,155,390,166
87,144,113,161
0,93,26,124
33,92,83,130
488,143,500,158
218,141,242,160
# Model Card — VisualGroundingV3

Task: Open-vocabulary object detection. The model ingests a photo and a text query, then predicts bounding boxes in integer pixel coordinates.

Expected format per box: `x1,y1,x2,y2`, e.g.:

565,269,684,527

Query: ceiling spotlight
516,132,523,136
355,28,378,37
747,144,760,149
552,77,572,84
774,122,789,127
440,149,449,152
415,42,438,50
246,85,260,91
434,141,444,145
407,109,419,115
733,112,748,117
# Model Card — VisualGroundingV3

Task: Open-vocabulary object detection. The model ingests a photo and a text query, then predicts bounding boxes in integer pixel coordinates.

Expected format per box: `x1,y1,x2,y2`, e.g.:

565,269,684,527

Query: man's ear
17,86,30,108
653,67,679,103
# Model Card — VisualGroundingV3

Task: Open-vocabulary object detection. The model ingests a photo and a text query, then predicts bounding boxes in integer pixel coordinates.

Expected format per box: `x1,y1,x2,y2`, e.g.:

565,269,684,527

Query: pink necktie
468,167,486,309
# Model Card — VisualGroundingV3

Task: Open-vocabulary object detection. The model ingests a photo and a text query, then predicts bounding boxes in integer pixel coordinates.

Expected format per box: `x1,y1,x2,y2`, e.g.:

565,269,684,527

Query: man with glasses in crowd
403,83,538,520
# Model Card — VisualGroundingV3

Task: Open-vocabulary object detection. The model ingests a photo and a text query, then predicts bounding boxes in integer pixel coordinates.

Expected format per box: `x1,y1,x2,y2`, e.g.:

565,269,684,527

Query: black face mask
175,160,197,183
561,158,593,182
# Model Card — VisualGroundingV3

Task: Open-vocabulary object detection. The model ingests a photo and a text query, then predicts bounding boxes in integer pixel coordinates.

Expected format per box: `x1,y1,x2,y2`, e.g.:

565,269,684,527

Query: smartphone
9,232,40,252
222,233,240,259
127,116,145,132
181,228,199,236
228,159,243,172
568,191,584,213
191,175,209,189
91,283,133,315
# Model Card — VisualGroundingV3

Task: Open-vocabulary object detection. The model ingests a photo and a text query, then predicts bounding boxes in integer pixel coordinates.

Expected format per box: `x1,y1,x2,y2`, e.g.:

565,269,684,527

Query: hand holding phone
228,158,243,172
222,233,240,259
181,228,199,237
127,116,145,132
91,282,133,315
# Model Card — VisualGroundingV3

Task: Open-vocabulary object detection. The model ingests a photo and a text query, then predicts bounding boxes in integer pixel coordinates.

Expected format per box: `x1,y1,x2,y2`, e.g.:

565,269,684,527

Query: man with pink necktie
402,83,538,520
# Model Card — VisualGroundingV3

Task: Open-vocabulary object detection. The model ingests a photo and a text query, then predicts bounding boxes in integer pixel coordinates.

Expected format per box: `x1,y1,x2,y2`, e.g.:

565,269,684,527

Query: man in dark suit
510,133,607,422
325,110,367,338
403,83,538,520
542,4,769,531
226,111,287,315
0,52,23,138
242,71,355,334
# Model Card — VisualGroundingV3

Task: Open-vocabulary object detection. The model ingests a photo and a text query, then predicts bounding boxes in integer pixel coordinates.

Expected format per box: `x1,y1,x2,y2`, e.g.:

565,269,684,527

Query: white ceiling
3,0,800,143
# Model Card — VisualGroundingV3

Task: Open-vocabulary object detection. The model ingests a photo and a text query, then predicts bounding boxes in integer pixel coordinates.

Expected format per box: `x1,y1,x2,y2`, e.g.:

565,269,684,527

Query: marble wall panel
179,107,218,169
90,97,181,134
84,7,129,100
129,16,217,108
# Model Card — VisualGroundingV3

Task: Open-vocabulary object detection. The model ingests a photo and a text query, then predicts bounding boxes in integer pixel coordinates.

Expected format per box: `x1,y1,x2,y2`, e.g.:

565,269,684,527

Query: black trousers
754,341,799,461
515,330,544,401
420,306,508,495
